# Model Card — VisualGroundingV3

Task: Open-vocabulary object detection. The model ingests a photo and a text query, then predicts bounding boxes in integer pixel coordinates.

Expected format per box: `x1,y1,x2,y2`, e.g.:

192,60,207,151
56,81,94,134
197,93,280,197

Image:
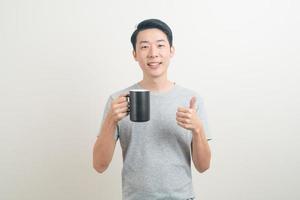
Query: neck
139,76,174,92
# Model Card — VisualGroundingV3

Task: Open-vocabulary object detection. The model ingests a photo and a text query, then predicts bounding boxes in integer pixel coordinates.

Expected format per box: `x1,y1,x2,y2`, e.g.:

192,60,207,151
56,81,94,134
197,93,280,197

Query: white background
1,0,299,199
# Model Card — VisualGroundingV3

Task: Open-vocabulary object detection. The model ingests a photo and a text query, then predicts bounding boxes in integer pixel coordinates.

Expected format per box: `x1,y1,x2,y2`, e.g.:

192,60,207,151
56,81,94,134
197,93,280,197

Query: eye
141,45,149,49
158,44,165,48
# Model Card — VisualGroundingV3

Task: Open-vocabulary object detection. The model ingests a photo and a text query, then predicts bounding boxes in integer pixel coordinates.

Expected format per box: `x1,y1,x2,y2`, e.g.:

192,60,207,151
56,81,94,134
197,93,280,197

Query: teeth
148,62,161,66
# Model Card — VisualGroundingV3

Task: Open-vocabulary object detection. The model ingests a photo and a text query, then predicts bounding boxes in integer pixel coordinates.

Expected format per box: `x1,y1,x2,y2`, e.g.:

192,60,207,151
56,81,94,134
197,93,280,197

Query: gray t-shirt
101,83,211,200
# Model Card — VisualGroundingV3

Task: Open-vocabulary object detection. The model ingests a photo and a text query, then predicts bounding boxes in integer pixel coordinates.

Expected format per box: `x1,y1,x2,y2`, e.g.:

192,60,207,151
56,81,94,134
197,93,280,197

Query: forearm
93,115,117,173
191,127,211,173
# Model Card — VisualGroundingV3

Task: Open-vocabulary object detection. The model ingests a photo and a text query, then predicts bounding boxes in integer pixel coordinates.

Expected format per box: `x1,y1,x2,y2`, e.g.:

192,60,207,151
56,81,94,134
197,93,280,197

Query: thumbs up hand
176,96,203,133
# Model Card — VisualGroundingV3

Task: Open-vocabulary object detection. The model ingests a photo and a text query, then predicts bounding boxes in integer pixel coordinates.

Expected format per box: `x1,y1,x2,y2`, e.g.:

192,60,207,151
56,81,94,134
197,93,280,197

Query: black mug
126,90,150,122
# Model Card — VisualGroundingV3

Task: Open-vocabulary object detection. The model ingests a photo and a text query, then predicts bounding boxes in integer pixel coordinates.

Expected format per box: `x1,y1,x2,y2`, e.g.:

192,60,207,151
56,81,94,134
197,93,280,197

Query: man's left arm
191,126,211,173
176,96,211,173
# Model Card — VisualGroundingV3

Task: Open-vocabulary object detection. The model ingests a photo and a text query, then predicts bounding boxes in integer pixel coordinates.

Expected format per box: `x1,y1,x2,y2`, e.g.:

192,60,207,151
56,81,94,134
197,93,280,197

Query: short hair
130,19,173,51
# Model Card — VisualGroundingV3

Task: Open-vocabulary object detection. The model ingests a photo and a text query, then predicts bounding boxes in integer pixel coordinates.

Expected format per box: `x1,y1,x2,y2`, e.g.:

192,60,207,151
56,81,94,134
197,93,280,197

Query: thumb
189,96,197,110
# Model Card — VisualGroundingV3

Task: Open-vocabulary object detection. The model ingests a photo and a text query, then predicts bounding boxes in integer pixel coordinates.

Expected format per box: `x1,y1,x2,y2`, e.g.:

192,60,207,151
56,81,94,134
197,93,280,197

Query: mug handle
125,94,130,115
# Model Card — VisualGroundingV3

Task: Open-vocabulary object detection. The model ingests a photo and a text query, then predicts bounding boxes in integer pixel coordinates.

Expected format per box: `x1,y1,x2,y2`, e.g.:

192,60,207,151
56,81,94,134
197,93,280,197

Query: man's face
133,28,174,79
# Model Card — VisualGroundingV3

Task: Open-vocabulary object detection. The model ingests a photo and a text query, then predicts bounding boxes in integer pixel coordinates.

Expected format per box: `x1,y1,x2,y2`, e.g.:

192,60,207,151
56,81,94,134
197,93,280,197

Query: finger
178,107,193,114
115,93,129,103
176,117,191,124
117,101,128,108
118,106,129,113
177,107,190,113
117,112,128,120
177,121,184,128
113,103,129,113
113,107,128,116
113,98,128,108
189,96,197,110
117,96,128,103
177,121,191,130
112,102,126,111
119,93,129,98
176,112,192,119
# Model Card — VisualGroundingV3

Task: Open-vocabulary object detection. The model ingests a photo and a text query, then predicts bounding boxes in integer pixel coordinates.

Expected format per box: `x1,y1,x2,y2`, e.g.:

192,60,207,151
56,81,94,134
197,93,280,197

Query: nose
147,45,158,58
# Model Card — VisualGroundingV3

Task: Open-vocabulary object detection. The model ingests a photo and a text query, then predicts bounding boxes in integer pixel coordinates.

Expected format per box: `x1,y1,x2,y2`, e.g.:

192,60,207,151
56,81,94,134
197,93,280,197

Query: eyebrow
139,39,167,44
156,39,166,43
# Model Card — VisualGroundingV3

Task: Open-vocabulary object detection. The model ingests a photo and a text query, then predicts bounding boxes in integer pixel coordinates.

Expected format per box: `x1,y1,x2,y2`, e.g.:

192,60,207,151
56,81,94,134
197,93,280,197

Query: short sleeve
196,96,212,141
97,95,119,140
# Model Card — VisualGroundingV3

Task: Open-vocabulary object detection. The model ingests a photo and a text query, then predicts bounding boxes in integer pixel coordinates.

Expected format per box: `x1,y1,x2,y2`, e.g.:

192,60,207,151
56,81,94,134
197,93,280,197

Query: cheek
135,54,145,62
137,59,148,68
136,52,147,60
161,51,172,58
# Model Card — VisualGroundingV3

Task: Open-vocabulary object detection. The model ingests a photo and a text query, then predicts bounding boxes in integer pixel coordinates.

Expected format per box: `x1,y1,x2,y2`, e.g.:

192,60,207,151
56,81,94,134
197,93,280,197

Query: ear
170,46,175,58
132,50,137,61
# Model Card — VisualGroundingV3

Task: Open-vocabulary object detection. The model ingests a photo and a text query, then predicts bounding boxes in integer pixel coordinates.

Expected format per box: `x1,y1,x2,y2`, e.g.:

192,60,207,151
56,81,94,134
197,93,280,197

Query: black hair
130,19,173,51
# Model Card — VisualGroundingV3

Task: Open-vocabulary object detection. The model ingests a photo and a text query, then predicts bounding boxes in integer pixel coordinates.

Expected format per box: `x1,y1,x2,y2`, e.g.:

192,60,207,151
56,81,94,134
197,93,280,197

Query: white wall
1,0,299,199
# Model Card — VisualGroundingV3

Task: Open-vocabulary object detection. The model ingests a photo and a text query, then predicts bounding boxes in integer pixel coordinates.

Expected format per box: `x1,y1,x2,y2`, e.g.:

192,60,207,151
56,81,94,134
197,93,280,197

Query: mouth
147,62,162,69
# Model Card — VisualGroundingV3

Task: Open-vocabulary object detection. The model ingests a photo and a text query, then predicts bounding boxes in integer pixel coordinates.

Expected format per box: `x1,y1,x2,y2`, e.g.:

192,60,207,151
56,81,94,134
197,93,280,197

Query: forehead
136,28,168,43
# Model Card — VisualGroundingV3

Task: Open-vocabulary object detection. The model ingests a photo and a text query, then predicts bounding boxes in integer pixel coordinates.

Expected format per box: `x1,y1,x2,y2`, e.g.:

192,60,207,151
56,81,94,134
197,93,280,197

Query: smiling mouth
147,62,162,68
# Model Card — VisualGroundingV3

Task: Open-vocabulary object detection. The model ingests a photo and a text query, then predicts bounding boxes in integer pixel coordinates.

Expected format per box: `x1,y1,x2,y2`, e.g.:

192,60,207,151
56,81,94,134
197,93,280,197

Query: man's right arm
92,94,128,173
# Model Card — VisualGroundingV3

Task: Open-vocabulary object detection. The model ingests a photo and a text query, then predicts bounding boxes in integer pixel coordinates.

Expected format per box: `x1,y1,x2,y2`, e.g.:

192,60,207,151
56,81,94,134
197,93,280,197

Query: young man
93,19,212,200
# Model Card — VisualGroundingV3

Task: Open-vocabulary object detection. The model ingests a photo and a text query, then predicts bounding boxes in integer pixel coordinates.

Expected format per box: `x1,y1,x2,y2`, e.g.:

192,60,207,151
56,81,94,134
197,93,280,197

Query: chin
142,66,167,78
148,71,166,78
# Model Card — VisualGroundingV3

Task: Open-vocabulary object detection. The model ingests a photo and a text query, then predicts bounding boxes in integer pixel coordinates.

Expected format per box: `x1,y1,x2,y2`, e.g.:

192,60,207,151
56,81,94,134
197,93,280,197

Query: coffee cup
126,90,150,122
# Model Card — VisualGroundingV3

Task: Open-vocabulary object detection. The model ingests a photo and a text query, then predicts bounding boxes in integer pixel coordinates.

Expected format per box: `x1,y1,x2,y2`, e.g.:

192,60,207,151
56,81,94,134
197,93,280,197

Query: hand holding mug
108,94,129,123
